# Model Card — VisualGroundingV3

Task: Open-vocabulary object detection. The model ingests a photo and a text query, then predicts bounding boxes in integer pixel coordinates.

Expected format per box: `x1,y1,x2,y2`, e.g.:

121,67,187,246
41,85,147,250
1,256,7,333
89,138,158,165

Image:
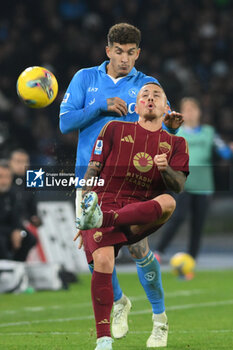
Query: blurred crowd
0,0,233,166
0,150,39,262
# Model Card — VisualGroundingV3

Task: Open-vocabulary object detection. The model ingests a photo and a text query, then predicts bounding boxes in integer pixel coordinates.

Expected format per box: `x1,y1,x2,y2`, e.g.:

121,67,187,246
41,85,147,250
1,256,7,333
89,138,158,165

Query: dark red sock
102,200,162,227
91,270,113,338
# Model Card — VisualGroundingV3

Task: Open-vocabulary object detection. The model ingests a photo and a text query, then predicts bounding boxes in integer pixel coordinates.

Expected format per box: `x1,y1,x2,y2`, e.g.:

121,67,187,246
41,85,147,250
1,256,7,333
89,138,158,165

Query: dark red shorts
81,226,127,264
81,198,162,264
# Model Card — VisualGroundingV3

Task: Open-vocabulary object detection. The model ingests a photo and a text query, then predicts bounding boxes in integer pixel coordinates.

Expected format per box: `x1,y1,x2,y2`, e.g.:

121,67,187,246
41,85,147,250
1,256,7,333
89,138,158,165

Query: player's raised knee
154,194,176,215
166,194,176,214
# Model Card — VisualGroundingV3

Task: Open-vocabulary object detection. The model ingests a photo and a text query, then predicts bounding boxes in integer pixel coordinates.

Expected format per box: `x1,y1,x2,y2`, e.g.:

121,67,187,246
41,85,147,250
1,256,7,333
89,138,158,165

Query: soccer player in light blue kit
60,23,182,350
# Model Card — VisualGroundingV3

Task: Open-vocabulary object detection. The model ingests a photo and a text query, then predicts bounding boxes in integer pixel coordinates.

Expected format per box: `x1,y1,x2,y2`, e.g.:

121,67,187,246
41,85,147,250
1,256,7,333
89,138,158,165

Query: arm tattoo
160,166,186,193
82,161,103,198
107,98,115,108
128,238,149,259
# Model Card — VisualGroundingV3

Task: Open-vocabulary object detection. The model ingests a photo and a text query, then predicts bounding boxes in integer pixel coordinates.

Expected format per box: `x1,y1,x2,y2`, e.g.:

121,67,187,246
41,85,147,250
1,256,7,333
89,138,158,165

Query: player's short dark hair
107,23,141,47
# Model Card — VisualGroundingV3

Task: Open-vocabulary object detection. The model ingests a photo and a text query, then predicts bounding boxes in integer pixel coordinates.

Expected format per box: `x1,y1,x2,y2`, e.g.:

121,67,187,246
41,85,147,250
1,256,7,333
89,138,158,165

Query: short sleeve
169,137,189,175
90,121,114,165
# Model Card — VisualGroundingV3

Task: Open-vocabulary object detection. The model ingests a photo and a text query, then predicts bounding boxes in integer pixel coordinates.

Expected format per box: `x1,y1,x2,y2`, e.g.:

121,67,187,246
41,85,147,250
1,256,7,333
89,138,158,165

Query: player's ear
135,48,141,61
135,103,138,114
106,46,111,59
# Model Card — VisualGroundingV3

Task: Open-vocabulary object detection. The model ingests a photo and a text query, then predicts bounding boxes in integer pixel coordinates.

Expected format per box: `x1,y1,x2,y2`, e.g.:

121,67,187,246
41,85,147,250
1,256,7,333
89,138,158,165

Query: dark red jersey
90,121,189,202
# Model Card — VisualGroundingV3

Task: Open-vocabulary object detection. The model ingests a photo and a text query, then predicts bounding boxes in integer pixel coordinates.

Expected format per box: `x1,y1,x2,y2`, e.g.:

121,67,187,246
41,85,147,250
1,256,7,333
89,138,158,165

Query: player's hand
164,111,183,130
106,97,128,116
154,153,168,171
73,230,83,249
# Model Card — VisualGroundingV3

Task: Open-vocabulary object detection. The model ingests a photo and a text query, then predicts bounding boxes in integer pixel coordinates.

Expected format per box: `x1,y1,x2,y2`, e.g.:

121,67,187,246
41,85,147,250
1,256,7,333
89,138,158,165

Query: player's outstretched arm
154,154,187,193
82,161,103,198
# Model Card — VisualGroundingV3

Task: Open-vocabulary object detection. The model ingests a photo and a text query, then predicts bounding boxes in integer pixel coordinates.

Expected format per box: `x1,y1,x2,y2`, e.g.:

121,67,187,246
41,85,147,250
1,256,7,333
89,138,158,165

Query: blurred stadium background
0,0,233,272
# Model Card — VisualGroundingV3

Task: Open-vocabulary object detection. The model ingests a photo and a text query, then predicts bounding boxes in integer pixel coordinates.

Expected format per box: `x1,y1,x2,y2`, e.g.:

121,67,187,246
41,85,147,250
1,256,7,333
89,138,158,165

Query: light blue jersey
60,61,174,180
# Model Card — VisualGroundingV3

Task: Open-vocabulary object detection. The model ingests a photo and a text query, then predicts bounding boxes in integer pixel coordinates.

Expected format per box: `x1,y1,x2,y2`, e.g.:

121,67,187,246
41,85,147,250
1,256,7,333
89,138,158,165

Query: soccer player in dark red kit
76,83,189,350
62,23,184,348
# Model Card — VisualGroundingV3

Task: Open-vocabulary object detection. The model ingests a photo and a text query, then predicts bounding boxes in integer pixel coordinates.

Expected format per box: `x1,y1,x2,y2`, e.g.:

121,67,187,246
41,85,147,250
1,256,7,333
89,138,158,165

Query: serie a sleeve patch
94,140,103,155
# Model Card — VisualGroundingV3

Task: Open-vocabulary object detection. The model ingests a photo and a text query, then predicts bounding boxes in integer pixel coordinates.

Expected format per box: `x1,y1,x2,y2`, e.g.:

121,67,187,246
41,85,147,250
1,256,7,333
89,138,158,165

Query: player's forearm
160,167,186,193
82,161,103,198
162,121,178,135
59,99,107,133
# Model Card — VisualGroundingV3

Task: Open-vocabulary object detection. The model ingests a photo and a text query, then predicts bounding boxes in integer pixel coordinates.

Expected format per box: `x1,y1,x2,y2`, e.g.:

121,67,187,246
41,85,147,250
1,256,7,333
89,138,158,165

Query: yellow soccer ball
170,252,196,276
16,66,58,108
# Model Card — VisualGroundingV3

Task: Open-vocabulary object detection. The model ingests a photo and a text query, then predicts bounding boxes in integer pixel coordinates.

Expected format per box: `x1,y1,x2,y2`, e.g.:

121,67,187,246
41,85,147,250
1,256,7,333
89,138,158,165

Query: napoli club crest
128,88,138,98
144,271,156,281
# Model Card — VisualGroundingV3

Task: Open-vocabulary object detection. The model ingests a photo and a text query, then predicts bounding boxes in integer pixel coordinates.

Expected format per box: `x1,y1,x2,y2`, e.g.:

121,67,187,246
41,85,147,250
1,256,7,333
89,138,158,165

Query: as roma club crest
93,231,103,243
159,141,171,154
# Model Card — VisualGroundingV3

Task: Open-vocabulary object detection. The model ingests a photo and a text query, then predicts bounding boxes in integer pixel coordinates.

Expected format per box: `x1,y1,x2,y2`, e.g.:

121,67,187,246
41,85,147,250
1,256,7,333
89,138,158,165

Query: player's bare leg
92,246,115,350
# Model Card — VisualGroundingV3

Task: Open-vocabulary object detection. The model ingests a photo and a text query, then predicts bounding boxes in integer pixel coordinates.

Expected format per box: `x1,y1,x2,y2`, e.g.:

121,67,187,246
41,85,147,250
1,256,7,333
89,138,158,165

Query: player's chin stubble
143,113,159,121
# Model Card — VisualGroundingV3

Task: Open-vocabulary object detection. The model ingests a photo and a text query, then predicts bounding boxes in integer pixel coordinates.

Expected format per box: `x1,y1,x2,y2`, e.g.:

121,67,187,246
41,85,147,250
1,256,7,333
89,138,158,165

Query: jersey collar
98,61,137,77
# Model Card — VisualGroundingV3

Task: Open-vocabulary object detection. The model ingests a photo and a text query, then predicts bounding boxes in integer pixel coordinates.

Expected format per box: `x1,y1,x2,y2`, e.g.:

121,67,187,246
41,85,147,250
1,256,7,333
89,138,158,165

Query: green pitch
0,270,233,350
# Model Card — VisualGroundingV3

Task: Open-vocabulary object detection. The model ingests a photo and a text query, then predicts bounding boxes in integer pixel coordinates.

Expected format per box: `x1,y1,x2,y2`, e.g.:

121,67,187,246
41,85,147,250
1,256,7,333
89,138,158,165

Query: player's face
106,43,140,78
135,84,167,120
181,100,201,127
0,167,12,193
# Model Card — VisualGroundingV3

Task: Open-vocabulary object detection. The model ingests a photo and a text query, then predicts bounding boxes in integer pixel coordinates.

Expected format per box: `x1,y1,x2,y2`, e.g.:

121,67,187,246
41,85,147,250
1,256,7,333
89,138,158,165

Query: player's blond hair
137,82,167,104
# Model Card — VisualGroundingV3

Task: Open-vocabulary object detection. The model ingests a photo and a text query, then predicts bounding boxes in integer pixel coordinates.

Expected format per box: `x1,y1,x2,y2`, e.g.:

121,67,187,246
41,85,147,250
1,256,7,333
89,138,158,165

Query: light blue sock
133,250,165,314
88,263,122,302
